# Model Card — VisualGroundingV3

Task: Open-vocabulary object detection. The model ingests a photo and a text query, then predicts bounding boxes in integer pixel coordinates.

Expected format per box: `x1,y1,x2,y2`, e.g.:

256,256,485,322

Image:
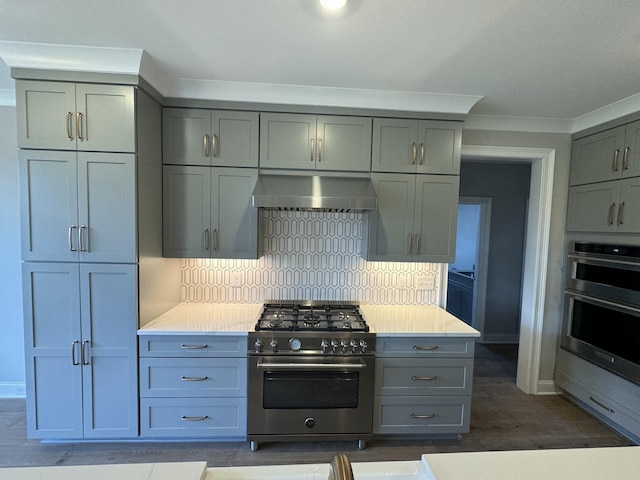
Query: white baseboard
0,382,26,398
535,379,561,395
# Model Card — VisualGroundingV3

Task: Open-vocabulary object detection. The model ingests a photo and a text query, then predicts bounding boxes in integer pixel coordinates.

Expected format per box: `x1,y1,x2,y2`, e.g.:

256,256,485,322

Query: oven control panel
250,333,372,355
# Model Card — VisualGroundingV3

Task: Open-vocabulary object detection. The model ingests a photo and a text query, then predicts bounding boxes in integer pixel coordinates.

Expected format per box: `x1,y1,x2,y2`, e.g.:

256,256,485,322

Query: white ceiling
1,0,640,131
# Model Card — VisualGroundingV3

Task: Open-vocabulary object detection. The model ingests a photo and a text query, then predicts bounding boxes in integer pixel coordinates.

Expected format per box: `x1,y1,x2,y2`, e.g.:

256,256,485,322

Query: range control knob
304,417,316,429
350,339,359,353
340,339,349,353
360,340,368,353
330,339,339,353
321,338,330,354
254,338,264,353
269,338,279,353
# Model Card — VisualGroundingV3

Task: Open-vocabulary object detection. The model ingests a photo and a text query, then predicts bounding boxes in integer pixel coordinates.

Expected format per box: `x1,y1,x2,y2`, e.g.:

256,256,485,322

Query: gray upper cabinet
162,108,259,167
570,120,640,186
163,166,259,259
372,119,461,174
22,262,138,439
16,80,135,153
260,113,372,171
365,173,459,262
19,150,137,263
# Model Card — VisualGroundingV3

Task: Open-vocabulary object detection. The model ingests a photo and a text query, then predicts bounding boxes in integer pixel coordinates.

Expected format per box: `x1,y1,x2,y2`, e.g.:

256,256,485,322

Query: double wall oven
247,302,375,451
562,241,640,385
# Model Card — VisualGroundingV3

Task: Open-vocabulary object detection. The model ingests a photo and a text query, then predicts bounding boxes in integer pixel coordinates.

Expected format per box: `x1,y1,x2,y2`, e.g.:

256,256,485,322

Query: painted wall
459,162,531,342
0,105,25,397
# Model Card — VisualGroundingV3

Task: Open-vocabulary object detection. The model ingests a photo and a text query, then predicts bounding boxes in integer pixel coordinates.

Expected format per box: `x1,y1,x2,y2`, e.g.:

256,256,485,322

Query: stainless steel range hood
252,174,377,212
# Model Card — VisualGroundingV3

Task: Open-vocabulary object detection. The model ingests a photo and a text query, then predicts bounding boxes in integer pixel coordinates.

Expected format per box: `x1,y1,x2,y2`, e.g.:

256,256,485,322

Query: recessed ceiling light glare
319,0,347,10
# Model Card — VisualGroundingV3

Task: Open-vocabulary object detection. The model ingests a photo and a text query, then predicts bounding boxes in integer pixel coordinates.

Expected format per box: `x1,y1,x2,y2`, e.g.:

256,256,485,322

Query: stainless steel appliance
562,241,640,385
247,302,375,452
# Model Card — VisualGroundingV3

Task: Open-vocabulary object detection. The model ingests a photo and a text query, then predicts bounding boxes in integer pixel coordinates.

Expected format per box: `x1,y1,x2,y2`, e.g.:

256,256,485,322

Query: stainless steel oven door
566,254,640,306
247,355,374,436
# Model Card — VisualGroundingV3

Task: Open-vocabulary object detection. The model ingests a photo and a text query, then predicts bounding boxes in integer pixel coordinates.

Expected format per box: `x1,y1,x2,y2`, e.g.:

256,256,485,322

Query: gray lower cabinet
22,262,138,439
374,337,474,435
371,118,461,174
162,166,260,258
16,80,135,152
446,273,474,324
364,173,459,262
259,113,372,171
19,150,136,263
162,108,259,167
138,335,247,439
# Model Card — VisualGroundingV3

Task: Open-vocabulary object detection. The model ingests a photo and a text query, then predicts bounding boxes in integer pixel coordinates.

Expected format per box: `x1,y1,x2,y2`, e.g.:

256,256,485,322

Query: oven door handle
256,360,367,370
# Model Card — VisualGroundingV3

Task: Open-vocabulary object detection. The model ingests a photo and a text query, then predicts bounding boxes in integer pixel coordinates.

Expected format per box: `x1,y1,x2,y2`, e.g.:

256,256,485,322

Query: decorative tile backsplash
181,210,440,305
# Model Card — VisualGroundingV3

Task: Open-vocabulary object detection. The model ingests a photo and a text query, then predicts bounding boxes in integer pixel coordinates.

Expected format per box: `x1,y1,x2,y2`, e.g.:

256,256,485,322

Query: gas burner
303,312,321,325
269,317,284,328
340,321,352,329
338,311,350,320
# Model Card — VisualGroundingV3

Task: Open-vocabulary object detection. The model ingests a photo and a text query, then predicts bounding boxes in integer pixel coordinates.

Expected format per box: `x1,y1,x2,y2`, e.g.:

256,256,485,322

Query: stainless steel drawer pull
410,412,435,419
411,375,437,381
203,134,209,157
589,396,615,413
608,203,616,225
81,340,90,365
71,340,80,365
618,201,626,225
413,345,438,351
181,415,209,421
613,149,620,171
212,134,218,157
623,146,630,170
180,376,208,381
78,225,87,252
419,143,425,165
180,344,208,349
411,143,417,165
76,112,84,141
318,138,322,162
69,225,77,252
310,138,315,162
66,112,74,140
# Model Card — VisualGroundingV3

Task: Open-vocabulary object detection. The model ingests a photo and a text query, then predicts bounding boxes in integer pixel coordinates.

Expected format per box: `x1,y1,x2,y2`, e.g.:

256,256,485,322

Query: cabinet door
163,166,211,257
365,173,414,261
316,116,372,171
618,177,640,233
75,84,136,153
212,168,259,259
77,153,136,263
212,111,259,167
19,150,79,262
413,175,459,262
416,121,461,174
260,113,316,169
566,181,620,232
623,120,640,179
80,264,138,438
371,118,418,173
570,126,626,186
16,80,77,150
22,262,83,439
162,108,211,166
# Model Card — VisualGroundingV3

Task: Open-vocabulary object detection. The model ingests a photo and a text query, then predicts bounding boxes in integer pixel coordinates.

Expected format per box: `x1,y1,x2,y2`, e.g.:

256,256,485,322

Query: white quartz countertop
360,304,480,337
138,303,262,335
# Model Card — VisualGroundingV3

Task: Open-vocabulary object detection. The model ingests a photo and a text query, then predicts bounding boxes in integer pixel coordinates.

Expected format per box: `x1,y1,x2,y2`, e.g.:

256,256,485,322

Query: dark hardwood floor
0,344,633,468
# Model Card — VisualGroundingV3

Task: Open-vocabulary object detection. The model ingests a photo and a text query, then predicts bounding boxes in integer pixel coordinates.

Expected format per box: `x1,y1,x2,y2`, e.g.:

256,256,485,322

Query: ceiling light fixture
319,0,347,11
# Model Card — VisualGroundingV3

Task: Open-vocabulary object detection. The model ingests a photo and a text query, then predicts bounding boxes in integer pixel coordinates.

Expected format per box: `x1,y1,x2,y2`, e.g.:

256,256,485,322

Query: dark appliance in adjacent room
247,302,375,452
562,241,640,385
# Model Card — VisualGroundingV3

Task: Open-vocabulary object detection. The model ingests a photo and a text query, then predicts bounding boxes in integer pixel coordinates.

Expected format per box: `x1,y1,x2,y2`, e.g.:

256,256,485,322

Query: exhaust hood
251,174,377,212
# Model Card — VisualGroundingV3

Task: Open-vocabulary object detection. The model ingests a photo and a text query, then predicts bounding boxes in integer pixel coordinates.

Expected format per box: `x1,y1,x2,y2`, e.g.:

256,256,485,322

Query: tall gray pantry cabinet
17,78,164,439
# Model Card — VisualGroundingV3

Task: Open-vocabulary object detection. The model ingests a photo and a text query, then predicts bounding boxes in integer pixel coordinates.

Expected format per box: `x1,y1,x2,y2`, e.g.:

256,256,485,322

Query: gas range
249,302,374,355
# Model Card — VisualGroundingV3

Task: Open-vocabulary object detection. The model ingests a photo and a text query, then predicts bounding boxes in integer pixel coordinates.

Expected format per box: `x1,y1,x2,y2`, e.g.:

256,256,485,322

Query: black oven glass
571,299,640,365
575,263,640,292
263,371,359,409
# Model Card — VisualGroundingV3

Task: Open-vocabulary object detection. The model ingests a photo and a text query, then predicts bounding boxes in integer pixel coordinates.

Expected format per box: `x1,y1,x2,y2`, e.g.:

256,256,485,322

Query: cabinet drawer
140,397,246,438
140,358,247,397
375,358,472,395
139,335,246,357
373,396,471,435
376,337,475,357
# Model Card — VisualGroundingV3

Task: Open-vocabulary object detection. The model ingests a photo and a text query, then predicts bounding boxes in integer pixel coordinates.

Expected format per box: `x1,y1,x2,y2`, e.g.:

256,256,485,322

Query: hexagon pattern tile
181,210,440,304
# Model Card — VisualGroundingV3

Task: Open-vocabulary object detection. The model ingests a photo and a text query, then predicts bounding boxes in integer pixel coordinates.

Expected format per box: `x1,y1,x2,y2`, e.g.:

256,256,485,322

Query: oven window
575,263,640,292
263,371,359,409
571,299,640,365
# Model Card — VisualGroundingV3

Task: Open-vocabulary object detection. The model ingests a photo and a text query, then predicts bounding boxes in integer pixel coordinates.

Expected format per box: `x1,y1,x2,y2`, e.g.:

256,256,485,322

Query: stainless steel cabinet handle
411,143,417,165
411,375,437,381
419,143,425,165
66,112,74,140
81,340,90,365
180,376,208,381
608,203,616,225
76,112,84,141
318,138,323,162
71,340,80,365
78,225,87,252
180,344,208,349
212,134,218,157
410,412,435,419
213,228,218,251
310,138,315,162
203,134,209,157
613,149,620,171
589,396,614,413
69,225,77,252
203,229,209,251
618,201,626,225
181,415,209,421
413,345,438,351
407,234,413,255
415,233,421,255
623,146,630,170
